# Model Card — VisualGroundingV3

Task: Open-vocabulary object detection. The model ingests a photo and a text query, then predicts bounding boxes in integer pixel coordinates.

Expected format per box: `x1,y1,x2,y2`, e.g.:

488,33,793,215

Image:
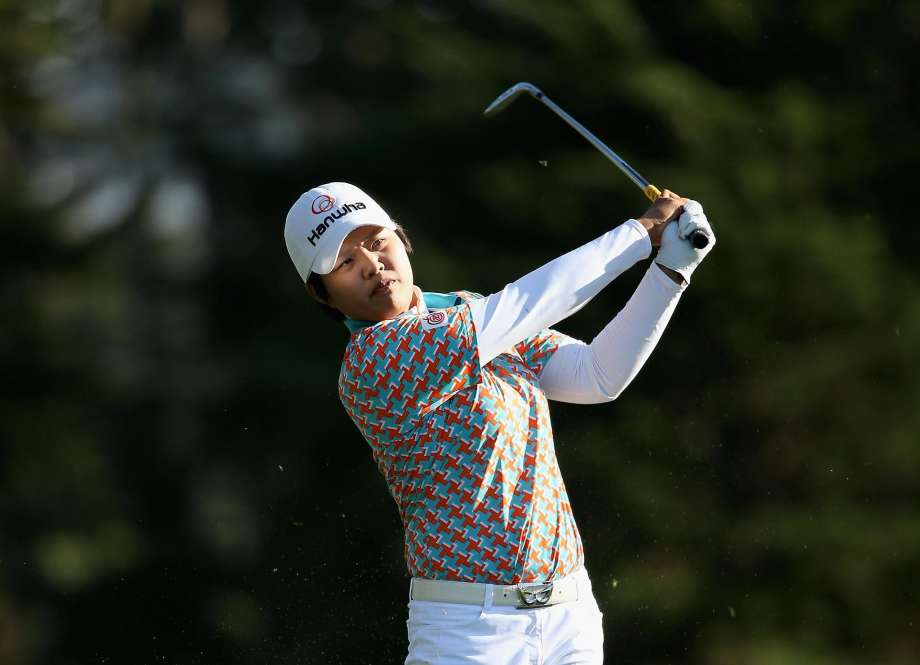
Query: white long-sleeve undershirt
466,219,685,403
537,263,684,403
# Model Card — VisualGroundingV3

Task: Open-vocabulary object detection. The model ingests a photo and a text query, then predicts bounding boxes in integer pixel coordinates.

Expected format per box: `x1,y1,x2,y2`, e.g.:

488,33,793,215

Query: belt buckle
516,581,554,609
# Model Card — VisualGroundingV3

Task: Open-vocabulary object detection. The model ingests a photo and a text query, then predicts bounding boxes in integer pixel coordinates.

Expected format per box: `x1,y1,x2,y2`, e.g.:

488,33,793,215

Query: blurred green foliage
1,0,919,663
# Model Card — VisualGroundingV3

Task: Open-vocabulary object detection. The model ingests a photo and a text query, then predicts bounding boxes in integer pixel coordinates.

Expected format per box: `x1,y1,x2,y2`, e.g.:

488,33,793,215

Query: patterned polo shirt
338,291,583,584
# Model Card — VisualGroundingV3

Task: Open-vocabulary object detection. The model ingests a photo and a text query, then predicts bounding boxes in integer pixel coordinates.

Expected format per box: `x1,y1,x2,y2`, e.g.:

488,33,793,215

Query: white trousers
405,568,604,665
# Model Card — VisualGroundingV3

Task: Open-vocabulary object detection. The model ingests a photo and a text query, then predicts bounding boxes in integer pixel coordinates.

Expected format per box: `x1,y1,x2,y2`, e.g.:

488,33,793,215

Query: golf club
484,82,710,249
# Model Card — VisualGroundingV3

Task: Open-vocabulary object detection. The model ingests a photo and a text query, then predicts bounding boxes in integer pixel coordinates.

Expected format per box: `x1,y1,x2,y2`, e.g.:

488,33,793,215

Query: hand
636,190,687,247
654,200,716,283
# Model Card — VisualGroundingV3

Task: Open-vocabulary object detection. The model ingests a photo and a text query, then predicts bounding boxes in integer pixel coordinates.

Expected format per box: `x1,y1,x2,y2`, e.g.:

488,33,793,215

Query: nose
356,246,383,278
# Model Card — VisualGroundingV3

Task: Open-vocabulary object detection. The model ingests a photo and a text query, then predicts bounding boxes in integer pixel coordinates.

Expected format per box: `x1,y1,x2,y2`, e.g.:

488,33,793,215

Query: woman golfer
284,182,714,664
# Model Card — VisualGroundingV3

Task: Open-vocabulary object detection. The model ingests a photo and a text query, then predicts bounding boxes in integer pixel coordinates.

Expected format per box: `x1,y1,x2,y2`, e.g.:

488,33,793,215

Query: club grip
643,184,662,202
689,229,710,249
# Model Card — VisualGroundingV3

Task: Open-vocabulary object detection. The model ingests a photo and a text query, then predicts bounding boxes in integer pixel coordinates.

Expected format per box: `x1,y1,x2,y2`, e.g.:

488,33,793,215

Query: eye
371,237,384,250
335,257,353,271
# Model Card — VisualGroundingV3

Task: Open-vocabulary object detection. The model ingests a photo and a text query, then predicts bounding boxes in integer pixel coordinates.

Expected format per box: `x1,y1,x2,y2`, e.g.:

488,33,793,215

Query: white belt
410,572,582,609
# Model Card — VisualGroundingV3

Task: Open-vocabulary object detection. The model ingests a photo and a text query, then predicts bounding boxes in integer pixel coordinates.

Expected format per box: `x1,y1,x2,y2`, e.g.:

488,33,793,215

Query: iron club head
483,82,543,116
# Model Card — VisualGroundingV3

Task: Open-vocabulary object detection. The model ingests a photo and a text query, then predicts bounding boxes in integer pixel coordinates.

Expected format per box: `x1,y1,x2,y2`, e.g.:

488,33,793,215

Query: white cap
284,182,397,281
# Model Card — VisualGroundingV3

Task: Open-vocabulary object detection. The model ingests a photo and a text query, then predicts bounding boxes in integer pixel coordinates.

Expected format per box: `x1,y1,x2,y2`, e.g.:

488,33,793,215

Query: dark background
2,1,919,663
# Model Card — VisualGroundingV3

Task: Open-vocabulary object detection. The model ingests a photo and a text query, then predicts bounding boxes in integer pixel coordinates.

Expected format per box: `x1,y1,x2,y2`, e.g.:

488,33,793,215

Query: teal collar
343,291,462,333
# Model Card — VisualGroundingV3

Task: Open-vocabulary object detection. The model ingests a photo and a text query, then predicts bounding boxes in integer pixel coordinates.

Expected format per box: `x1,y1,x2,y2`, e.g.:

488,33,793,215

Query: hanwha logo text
312,194,336,214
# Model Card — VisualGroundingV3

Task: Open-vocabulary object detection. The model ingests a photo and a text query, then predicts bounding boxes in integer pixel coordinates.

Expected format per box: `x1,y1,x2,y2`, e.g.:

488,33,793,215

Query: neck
343,288,462,334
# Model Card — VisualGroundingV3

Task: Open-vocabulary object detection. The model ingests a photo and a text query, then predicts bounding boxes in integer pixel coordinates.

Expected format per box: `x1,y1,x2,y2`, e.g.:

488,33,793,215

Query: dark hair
306,224,413,322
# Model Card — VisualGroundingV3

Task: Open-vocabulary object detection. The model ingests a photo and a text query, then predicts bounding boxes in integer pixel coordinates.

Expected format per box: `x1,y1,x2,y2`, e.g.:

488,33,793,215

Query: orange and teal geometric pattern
338,292,584,584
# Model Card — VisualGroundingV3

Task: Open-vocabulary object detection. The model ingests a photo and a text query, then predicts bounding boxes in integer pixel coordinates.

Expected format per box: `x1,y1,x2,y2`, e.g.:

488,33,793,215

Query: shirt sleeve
536,263,685,404
338,303,481,443
514,328,576,378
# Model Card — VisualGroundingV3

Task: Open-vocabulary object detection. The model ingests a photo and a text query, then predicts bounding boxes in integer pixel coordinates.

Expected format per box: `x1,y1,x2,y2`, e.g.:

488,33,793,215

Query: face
316,226,415,322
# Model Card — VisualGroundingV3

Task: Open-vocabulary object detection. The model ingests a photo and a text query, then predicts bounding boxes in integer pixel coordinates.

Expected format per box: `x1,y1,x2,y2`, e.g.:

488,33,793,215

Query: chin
383,292,413,320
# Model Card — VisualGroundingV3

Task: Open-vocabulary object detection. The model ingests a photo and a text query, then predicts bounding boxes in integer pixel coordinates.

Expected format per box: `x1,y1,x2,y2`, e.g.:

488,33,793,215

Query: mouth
372,278,397,297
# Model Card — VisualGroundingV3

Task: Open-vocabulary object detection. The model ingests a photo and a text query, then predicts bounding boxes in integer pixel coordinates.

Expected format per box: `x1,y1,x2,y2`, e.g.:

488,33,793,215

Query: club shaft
533,92,653,196
484,83,710,248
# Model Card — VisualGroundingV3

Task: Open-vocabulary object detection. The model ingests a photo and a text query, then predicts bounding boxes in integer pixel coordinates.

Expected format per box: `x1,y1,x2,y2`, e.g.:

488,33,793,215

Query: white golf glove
655,200,715,283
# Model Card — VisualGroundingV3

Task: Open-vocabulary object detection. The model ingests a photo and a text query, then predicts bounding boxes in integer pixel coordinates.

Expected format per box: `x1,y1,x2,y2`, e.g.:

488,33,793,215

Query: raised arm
466,193,688,366
536,264,683,403
536,199,717,403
